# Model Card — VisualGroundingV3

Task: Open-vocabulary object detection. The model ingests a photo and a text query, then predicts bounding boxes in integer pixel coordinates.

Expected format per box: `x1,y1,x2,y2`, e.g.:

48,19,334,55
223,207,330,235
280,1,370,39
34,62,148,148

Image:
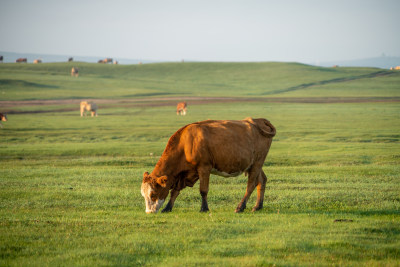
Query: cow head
0,114,7,122
141,172,169,213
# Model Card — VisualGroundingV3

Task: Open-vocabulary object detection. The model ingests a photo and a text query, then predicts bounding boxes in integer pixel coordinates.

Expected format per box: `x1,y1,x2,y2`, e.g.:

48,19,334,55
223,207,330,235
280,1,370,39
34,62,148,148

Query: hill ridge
264,70,394,95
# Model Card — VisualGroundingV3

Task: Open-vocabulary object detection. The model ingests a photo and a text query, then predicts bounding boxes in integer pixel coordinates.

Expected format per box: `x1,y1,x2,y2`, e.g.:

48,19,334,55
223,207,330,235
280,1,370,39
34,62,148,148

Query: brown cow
176,102,187,115
0,113,7,128
16,58,27,63
71,67,79,77
33,59,42,64
104,58,113,63
80,101,98,117
141,118,276,213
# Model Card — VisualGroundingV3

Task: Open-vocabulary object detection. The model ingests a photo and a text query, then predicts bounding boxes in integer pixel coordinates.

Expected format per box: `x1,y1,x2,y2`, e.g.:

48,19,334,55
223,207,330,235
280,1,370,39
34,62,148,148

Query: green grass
0,62,400,266
1,62,399,100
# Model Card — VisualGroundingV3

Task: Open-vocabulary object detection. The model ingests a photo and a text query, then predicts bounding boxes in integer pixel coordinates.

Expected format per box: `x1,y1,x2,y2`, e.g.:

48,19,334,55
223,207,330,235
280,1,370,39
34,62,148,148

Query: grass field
0,62,399,266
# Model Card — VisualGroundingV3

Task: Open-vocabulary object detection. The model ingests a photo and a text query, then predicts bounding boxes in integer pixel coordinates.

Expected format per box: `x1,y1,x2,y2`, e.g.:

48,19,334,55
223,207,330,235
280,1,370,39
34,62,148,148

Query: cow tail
245,117,276,137
262,119,276,137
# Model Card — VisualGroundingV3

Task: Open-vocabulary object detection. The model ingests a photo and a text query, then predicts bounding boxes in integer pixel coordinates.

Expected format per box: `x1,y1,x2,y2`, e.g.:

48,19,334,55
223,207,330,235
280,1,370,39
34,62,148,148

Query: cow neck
151,150,180,179
152,125,187,177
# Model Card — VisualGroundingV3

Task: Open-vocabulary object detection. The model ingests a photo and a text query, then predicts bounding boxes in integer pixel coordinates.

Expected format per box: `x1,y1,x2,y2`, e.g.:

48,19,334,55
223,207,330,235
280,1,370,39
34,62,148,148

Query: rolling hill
0,62,399,106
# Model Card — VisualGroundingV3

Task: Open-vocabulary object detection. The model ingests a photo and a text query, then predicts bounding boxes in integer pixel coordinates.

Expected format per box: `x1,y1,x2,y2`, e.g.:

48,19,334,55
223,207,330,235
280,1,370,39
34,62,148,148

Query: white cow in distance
80,101,98,117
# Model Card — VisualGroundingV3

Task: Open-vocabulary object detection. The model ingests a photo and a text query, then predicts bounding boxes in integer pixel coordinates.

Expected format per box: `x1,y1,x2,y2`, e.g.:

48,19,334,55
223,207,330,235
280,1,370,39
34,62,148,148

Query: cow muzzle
145,199,165,214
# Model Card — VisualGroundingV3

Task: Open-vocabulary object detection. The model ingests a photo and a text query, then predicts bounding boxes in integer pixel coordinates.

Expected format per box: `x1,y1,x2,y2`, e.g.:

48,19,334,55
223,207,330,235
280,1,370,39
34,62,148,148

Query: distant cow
395,66,400,70
0,56,3,63
71,67,79,77
0,113,7,128
104,58,113,63
68,57,73,62
16,58,27,63
113,60,118,65
98,59,105,63
176,102,187,115
141,118,276,213
33,59,42,64
80,101,98,117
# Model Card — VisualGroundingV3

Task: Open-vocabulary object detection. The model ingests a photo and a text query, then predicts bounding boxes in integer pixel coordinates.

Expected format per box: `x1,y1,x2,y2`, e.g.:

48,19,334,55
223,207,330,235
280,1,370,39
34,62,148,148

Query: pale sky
0,0,399,63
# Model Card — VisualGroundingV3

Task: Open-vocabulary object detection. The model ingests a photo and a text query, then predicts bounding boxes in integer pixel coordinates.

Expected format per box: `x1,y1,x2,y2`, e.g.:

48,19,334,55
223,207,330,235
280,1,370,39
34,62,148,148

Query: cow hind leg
235,170,258,213
162,189,180,213
252,171,267,212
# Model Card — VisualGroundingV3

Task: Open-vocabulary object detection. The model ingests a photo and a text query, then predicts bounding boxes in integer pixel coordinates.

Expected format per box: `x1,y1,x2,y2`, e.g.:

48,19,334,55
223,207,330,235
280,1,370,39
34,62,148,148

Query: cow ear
156,176,168,188
143,172,151,182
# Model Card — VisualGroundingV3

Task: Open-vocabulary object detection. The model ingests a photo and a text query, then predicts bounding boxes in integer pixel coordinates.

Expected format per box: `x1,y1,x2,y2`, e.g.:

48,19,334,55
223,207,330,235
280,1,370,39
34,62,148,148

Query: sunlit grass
0,63,399,266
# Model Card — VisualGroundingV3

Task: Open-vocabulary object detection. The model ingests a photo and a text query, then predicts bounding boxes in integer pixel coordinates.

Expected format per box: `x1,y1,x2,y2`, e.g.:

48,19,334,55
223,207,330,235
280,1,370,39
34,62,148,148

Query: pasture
0,62,399,266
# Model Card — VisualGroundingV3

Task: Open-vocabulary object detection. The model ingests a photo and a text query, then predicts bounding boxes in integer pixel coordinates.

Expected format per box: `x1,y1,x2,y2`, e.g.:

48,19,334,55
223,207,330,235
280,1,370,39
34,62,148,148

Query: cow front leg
199,168,211,212
252,171,267,212
235,170,258,213
162,189,180,213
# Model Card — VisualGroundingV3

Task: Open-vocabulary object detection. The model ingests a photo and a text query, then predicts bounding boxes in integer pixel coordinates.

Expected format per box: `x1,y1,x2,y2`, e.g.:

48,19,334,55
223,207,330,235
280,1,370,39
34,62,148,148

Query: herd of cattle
2,100,276,214
0,56,119,64
2,91,278,214
77,101,187,117
97,58,118,64
1,54,280,214
1,101,188,128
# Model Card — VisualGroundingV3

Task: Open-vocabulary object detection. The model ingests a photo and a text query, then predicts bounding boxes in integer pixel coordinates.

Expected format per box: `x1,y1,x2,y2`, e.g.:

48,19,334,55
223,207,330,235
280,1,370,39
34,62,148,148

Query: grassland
0,62,399,266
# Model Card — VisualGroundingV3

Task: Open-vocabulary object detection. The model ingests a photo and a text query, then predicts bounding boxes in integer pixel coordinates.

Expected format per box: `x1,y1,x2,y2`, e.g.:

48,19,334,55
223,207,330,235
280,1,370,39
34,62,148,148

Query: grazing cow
71,67,79,77
0,113,7,128
113,60,118,65
80,101,98,117
0,56,3,63
395,66,400,70
141,118,276,213
33,59,42,64
16,58,27,63
104,58,113,63
176,102,187,115
98,59,105,63
68,57,73,62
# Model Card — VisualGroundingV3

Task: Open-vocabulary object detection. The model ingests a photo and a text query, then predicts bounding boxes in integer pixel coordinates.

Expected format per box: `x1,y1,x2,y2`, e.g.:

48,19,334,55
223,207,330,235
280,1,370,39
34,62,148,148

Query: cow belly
211,168,243,177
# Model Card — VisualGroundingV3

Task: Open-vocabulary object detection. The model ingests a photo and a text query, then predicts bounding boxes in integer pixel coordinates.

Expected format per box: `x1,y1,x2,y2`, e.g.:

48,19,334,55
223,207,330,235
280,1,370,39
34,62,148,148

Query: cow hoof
200,207,209,212
251,207,262,212
235,207,245,213
235,203,246,213
161,206,172,213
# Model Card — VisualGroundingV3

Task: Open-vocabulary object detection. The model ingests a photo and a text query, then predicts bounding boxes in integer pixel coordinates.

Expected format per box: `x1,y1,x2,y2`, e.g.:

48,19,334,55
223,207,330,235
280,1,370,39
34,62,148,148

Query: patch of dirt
1,96,399,114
